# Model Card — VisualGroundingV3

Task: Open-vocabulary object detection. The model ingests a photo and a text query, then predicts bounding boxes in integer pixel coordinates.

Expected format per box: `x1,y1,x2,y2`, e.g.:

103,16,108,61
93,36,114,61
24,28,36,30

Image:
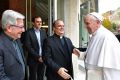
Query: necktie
13,41,25,74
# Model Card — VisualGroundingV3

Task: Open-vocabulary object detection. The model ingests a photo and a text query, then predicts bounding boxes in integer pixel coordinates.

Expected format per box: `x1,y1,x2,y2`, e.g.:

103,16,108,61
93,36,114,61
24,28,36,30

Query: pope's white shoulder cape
85,25,120,70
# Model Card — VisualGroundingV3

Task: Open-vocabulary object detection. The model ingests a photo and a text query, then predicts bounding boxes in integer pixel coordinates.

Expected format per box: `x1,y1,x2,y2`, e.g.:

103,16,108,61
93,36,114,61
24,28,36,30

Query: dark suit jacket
24,28,47,65
43,34,74,80
116,34,120,42
0,33,27,80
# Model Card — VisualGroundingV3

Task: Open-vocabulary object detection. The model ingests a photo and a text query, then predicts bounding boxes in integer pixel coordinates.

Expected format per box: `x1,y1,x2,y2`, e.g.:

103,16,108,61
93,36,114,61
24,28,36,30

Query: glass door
79,1,90,48
79,0,98,48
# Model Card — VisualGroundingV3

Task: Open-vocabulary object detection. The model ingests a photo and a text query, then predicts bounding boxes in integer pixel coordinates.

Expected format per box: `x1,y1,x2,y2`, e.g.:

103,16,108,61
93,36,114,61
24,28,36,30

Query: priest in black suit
43,19,75,80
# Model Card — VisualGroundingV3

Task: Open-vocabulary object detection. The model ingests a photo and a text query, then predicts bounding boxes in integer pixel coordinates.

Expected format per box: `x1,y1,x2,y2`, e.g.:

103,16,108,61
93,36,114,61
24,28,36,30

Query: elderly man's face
84,16,98,34
53,20,64,36
9,19,25,40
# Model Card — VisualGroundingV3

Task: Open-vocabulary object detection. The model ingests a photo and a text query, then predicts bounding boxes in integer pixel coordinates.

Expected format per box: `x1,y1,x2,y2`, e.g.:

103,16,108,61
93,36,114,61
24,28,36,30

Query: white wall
57,0,80,47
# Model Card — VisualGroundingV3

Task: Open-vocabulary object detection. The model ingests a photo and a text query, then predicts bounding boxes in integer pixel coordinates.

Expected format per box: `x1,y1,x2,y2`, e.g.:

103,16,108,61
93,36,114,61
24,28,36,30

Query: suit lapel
16,40,26,64
40,30,42,42
64,37,71,54
62,37,71,58
40,30,44,45
31,28,39,47
53,36,68,58
4,37,21,63
16,39,28,77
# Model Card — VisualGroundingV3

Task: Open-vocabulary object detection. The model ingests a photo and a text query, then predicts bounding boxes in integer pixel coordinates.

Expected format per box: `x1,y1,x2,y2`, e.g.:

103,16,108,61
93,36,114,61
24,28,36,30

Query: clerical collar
54,34,63,39
60,36,63,39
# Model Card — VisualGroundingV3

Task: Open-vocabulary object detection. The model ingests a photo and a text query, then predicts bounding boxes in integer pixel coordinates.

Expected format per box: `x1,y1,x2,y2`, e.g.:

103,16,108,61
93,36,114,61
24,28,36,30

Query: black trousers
29,62,45,80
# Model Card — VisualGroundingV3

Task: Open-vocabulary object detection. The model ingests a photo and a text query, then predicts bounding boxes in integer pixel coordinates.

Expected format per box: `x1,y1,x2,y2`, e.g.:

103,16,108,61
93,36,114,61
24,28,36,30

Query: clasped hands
38,57,43,62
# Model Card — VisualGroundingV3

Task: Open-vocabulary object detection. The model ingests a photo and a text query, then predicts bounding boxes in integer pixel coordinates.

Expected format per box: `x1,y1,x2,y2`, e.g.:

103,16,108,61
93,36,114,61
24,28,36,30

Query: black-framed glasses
10,25,24,29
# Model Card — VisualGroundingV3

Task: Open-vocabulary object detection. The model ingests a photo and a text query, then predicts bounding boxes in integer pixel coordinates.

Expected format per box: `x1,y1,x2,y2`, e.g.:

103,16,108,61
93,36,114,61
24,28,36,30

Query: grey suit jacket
0,33,26,80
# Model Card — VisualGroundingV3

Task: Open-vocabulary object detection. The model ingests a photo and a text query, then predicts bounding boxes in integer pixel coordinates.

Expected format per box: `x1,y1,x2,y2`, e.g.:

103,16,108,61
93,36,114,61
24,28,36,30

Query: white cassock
72,54,86,80
79,25,120,80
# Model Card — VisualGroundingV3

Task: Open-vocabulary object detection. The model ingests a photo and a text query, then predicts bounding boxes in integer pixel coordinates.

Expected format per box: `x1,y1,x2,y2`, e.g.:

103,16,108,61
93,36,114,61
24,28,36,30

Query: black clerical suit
43,34,74,80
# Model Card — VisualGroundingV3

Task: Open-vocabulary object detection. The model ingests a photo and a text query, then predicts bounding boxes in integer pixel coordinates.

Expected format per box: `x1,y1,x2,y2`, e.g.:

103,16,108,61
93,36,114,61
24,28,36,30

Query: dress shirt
34,28,42,56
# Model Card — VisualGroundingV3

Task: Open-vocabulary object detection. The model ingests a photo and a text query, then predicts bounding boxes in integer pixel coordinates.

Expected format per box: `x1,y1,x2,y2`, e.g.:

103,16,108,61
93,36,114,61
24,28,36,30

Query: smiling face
5,18,25,40
53,20,65,36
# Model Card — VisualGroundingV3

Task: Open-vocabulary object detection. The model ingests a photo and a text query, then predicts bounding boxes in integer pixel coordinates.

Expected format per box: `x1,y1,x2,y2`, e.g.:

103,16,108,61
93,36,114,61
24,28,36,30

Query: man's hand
57,67,71,79
73,48,80,57
38,57,43,62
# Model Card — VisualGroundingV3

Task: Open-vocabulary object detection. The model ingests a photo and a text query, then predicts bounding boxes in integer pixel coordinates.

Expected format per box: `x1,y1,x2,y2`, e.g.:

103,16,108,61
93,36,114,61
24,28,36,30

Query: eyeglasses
10,25,24,29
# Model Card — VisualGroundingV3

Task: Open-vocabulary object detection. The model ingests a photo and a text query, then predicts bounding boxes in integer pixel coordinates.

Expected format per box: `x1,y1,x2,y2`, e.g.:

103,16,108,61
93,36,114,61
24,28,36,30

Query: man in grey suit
0,10,27,80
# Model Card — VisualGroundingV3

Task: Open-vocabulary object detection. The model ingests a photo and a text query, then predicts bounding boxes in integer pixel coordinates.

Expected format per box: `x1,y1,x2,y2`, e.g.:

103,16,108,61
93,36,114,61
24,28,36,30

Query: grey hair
1,10,25,30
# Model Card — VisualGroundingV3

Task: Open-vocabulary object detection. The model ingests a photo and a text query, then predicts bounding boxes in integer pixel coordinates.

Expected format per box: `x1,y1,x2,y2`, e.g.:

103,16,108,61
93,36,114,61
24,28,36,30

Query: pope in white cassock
74,12,120,80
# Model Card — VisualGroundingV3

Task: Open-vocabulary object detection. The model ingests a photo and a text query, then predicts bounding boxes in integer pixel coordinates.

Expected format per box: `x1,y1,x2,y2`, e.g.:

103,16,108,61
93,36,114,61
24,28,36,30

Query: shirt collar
34,27,40,31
